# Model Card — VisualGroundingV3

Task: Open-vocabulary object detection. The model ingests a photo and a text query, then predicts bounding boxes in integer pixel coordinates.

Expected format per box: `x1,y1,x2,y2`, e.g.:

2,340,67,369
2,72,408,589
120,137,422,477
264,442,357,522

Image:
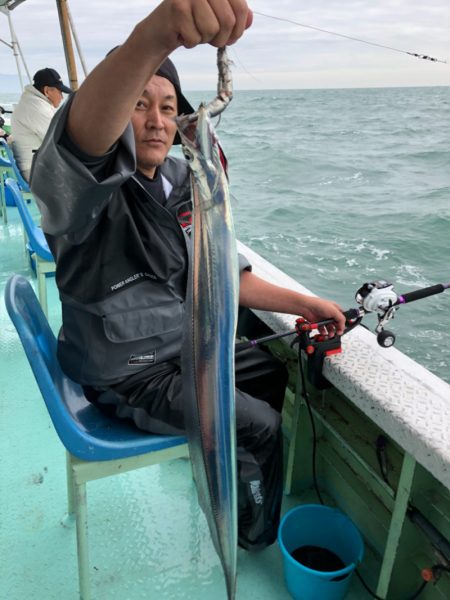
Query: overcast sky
1,0,449,90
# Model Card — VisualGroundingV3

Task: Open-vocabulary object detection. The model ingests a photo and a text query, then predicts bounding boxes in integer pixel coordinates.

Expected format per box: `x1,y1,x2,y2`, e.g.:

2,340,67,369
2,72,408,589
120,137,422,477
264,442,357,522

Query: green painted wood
376,453,416,597
278,345,450,599
309,399,396,509
282,387,299,495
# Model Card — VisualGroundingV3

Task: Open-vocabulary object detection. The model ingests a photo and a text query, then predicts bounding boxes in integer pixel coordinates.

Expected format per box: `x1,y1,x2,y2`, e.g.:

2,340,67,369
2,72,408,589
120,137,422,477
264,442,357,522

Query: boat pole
66,1,88,77
55,0,78,90
4,8,29,90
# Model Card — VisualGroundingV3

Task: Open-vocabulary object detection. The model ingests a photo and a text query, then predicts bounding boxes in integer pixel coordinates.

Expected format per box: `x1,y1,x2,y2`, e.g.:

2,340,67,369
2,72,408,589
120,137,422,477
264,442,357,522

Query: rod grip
397,284,445,304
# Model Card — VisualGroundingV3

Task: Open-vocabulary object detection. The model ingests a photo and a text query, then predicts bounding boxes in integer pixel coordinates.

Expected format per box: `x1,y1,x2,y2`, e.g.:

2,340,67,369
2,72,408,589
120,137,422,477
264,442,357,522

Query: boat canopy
0,0,28,10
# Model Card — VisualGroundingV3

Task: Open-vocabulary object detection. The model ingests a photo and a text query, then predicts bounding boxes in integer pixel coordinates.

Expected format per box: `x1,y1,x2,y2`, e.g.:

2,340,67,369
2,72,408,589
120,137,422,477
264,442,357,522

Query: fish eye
183,148,194,162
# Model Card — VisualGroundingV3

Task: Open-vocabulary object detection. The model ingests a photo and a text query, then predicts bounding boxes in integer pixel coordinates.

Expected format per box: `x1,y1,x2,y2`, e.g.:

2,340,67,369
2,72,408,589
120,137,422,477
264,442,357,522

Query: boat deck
0,207,371,598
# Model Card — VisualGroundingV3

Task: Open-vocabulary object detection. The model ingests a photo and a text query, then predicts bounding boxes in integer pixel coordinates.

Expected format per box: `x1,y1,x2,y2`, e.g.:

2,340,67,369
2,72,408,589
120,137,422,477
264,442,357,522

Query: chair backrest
0,155,11,168
0,155,18,209
4,274,187,460
5,178,54,262
5,274,91,443
0,138,30,193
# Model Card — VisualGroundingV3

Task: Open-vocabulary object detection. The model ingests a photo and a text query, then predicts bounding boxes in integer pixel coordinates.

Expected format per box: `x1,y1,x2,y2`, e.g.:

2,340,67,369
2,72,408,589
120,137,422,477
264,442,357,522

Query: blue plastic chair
4,274,188,600
0,138,33,226
0,152,20,223
0,137,31,194
0,154,8,223
5,178,55,315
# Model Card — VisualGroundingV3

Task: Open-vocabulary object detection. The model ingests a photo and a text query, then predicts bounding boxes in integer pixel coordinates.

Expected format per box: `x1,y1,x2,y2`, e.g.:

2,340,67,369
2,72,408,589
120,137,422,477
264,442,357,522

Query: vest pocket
102,301,183,343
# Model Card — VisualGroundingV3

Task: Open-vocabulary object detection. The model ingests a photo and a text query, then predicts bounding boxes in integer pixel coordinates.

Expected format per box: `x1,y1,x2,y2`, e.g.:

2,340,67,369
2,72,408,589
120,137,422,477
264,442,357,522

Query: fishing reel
355,280,399,348
353,279,450,348
290,278,450,388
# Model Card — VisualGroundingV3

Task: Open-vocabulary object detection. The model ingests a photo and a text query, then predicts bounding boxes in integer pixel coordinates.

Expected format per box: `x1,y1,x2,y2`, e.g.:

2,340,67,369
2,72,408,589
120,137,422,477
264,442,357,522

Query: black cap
156,57,194,117
33,68,72,94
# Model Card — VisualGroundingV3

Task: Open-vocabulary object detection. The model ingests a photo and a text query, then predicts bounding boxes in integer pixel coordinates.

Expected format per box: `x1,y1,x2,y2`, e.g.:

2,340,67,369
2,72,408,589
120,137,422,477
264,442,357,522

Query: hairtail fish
177,47,238,600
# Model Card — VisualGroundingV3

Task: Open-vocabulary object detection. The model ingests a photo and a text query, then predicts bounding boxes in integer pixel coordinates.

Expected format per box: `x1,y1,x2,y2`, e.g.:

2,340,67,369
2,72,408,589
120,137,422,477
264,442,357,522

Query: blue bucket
278,504,364,600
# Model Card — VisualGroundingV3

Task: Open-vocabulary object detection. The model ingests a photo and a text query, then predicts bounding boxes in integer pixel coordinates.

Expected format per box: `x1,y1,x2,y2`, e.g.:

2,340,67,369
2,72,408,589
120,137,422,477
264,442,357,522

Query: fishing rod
236,279,450,388
253,11,449,66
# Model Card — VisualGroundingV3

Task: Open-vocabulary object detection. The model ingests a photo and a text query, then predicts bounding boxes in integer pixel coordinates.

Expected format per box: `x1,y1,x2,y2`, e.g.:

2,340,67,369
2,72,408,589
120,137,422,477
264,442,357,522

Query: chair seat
61,389,187,461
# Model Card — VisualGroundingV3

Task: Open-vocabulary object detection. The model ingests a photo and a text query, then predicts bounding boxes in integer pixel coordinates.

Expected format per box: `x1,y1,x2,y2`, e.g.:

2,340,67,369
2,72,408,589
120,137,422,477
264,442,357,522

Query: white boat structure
1,2,449,599
1,0,87,91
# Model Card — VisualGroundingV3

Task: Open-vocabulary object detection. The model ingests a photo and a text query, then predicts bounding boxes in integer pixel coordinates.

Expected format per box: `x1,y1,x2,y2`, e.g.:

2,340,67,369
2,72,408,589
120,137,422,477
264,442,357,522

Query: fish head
176,104,219,171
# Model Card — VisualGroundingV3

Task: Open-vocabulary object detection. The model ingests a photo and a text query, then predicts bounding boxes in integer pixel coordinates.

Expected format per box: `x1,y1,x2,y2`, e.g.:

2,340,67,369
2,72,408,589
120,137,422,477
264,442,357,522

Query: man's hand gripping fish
177,48,239,600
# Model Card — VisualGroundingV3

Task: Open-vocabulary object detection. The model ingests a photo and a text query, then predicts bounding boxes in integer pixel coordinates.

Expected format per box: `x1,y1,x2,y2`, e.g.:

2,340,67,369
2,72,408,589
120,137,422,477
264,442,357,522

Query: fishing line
229,46,263,84
253,10,448,66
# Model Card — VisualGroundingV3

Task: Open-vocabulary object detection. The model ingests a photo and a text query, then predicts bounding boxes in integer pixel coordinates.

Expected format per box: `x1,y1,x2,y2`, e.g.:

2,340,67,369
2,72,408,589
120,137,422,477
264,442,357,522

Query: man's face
44,86,63,108
131,75,178,178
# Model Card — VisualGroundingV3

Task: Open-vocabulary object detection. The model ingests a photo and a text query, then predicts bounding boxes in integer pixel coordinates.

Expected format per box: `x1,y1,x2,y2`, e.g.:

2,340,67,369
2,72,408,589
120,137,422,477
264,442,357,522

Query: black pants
84,346,288,551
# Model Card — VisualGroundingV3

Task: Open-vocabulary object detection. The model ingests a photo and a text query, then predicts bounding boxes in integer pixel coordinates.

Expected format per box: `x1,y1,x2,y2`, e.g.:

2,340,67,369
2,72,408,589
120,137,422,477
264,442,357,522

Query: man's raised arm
66,0,252,156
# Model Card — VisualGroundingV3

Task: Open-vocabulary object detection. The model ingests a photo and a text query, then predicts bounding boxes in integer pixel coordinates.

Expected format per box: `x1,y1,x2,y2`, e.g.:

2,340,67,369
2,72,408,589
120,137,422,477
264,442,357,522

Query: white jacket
10,84,56,180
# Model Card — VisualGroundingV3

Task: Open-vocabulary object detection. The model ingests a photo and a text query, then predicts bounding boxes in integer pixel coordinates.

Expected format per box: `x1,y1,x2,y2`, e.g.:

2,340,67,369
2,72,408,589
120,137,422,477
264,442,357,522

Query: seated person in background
0,106,11,140
11,68,71,181
0,115,8,140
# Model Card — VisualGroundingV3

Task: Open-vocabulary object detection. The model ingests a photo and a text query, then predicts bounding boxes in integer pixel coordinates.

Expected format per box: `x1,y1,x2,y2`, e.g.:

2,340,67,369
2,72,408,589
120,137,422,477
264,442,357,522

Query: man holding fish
32,0,345,560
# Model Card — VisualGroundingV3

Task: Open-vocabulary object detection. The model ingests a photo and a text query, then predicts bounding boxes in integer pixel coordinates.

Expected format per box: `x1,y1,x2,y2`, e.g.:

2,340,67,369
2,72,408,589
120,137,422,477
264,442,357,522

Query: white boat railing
238,239,450,492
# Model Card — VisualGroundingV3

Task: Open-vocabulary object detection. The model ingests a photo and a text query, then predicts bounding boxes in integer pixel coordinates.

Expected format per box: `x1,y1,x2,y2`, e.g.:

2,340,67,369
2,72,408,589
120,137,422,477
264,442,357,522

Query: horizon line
0,83,449,96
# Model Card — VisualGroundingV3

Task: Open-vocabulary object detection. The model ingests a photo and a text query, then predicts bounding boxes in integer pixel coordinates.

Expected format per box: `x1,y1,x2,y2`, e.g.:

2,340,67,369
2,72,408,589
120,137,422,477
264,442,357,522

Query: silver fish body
178,48,239,600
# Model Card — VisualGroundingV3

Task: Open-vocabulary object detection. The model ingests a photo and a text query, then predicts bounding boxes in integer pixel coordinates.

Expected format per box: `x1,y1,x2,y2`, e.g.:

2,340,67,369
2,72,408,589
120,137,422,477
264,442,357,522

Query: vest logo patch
128,352,156,365
111,272,157,292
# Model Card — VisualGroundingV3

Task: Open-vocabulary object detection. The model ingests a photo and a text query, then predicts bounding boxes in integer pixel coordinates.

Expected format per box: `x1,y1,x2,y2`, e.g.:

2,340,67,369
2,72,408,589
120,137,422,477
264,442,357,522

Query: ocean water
2,87,449,384
207,86,450,385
